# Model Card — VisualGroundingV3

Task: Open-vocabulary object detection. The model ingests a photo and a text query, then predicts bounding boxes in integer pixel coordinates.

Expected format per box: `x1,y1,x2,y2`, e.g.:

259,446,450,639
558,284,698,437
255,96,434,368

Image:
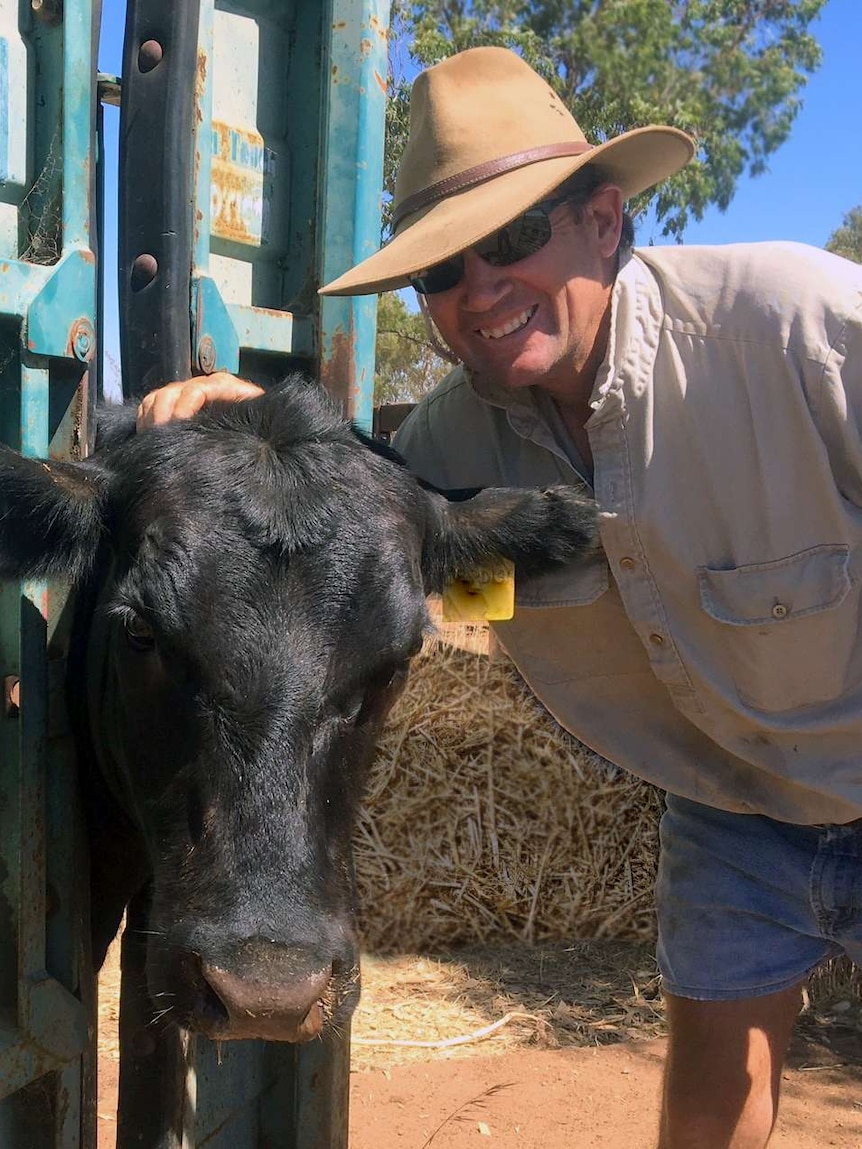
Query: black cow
0,377,597,1043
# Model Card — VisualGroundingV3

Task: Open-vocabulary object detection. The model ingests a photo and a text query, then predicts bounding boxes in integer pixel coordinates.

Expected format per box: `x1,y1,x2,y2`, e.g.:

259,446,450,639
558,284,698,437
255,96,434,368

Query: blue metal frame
190,0,389,429
0,0,100,1145
317,0,390,430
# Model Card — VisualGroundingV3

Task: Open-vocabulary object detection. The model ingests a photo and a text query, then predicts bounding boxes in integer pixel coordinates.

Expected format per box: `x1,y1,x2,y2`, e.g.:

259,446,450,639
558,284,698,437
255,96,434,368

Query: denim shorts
656,793,862,1000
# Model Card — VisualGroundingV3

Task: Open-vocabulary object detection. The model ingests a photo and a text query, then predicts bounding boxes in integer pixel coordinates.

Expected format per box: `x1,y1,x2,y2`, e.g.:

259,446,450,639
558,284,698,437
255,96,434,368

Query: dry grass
350,940,665,1070
355,611,663,953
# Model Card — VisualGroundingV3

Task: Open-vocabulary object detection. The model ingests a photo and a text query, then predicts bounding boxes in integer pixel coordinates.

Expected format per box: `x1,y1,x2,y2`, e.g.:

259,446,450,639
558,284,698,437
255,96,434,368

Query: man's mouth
477,305,538,341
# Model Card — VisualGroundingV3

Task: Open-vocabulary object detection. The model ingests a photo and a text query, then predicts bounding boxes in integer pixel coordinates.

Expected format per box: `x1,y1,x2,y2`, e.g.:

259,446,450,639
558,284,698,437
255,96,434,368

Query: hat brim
320,126,695,297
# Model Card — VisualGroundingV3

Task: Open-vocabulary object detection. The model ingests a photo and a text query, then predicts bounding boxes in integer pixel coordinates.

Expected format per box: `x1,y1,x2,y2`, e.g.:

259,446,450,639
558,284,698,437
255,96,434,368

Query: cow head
0,377,597,1042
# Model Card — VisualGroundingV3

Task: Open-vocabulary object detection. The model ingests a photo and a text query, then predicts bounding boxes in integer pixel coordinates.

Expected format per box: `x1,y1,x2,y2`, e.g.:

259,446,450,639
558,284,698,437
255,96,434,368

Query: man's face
424,187,622,404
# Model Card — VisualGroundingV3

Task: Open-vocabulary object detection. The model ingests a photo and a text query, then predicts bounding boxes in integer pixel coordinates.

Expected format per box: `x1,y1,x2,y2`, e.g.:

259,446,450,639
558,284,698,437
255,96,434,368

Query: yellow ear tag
442,560,515,622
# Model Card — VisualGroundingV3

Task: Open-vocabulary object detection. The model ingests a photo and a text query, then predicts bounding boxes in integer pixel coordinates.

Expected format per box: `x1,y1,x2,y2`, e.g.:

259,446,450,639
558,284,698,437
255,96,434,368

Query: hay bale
355,613,663,952
356,611,860,1007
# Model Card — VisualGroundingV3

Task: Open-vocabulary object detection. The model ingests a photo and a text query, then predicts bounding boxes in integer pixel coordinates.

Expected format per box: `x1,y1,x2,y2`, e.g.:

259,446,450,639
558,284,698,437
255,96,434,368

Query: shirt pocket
516,555,610,608
697,544,854,713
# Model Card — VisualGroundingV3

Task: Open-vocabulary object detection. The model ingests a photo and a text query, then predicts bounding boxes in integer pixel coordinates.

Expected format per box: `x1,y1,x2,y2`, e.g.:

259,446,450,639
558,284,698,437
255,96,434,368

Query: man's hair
552,165,635,254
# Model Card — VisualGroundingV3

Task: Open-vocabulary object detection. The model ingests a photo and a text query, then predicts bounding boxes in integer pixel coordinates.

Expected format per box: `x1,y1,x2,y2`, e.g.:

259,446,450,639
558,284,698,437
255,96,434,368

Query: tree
374,291,451,405
826,205,862,264
376,0,826,404
385,0,826,239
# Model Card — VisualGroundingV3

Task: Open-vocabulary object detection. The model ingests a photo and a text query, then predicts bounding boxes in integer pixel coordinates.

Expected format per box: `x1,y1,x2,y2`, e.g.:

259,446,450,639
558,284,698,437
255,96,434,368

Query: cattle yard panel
189,0,389,428
116,2,389,1147
0,0,101,1146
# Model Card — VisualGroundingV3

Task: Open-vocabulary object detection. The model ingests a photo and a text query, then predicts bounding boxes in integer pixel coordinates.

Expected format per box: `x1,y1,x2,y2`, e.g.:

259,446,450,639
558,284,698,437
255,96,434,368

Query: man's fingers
171,382,210,421
198,373,265,403
136,374,264,429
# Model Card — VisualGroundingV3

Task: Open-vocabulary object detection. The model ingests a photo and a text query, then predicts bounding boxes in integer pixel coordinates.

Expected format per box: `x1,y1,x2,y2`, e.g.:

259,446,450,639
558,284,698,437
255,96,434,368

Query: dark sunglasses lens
477,208,553,267
409,254,465,295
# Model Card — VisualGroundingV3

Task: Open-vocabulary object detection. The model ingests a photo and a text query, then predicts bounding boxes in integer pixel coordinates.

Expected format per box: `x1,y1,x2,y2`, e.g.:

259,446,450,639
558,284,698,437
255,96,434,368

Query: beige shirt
395,242,862,824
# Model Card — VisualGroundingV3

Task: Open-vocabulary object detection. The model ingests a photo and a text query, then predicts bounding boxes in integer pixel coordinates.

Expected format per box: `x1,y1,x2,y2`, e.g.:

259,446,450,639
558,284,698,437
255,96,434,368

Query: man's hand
136,373,264,429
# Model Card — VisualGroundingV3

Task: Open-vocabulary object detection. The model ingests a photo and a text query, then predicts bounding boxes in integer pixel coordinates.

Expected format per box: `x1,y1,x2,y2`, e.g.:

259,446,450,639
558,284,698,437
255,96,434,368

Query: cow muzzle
198,957,332,1042
170,937,353,1047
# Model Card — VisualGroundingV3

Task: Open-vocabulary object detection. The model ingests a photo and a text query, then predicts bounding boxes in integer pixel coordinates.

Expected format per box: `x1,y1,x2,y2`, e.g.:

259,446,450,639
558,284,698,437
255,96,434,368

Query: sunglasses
408,196,571,296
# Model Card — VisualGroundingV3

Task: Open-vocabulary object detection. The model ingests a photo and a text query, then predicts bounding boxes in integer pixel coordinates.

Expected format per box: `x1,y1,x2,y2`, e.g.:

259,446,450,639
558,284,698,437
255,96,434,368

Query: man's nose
460,248,510,309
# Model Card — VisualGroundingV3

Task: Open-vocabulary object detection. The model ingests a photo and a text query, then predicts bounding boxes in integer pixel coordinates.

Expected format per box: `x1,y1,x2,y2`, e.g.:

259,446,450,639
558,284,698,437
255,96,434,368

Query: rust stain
195,49,208,124
332,21,346,30
374,70,387,95
80,249,95,265
360,38,372,57
332,64,338,77
246,305,288,319
320,327,357,419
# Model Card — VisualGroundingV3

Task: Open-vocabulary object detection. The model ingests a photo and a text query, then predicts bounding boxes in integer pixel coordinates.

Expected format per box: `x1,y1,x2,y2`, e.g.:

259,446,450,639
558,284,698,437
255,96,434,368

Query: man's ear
589,184,624,259
0,446,107,582
421,484,599,594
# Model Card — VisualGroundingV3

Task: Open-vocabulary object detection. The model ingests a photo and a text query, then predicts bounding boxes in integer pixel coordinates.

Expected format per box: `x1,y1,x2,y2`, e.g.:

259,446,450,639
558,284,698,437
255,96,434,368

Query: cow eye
124,612,155,652
336,663,409,729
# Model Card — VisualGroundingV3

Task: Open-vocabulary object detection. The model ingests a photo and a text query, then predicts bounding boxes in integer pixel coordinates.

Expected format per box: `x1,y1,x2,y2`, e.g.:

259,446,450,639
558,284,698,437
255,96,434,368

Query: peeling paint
210,121,274,247
195,48,208,125
320,326,358,419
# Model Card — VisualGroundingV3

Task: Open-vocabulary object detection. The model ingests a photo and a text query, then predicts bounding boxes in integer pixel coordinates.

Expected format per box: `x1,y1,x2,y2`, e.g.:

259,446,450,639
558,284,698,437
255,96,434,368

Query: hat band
392,141,593,231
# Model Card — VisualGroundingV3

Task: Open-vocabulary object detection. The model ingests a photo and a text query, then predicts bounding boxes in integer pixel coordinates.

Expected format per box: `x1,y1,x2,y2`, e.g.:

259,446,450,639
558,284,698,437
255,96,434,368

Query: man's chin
472,355,552,392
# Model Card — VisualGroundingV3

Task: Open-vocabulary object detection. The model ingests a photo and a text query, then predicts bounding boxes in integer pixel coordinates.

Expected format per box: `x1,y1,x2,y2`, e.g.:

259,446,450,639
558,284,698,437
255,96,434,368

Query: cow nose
200,960,332,1043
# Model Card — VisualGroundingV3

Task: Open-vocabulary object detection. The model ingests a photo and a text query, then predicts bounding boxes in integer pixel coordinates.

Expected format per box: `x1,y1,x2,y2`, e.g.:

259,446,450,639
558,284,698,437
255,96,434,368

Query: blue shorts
656,793,862,1001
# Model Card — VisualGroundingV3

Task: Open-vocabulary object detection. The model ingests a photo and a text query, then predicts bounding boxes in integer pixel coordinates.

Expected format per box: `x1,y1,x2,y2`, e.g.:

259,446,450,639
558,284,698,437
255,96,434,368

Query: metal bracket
25,249,97,361
192,275,240,375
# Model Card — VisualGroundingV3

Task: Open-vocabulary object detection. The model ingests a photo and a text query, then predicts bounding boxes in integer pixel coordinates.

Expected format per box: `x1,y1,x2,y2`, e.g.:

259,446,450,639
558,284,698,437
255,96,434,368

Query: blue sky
96,0,861,385
649,0,862,248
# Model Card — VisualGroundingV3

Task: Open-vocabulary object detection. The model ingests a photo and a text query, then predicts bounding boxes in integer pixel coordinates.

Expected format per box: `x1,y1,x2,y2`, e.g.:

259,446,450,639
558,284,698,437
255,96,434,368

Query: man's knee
659,986,804,1149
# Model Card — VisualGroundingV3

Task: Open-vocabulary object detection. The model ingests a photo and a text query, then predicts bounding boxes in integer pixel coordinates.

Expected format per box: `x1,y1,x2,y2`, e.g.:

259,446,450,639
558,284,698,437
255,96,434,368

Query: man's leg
659,984,803,1149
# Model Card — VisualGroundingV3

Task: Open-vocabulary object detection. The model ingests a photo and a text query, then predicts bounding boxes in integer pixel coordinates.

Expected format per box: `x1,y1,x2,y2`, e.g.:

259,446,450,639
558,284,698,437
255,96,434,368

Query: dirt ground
97,939,862,1148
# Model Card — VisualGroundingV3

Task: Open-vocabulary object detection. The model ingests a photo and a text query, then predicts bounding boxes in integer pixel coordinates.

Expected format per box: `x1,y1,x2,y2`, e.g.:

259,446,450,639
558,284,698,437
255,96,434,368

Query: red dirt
98,1027,861,1149
349,1037,862,1148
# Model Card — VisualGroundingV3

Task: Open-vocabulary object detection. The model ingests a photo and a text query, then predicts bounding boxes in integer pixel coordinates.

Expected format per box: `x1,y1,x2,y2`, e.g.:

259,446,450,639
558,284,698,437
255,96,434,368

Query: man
141,47,862,1149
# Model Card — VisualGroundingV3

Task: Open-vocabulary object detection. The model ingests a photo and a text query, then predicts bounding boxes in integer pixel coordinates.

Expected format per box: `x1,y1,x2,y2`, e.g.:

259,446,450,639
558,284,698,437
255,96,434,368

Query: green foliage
375,0,826,403
374,291,451,405
385,0,826,238
826,205,862,264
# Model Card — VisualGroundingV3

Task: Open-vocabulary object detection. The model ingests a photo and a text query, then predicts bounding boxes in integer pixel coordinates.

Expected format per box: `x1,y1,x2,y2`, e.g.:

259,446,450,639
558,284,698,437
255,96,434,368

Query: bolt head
197,336,217,373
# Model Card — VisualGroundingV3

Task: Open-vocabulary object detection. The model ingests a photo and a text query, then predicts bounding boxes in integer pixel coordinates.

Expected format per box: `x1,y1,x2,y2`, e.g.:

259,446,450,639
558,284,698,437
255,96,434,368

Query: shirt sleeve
392,368,474,490
808,282,862,509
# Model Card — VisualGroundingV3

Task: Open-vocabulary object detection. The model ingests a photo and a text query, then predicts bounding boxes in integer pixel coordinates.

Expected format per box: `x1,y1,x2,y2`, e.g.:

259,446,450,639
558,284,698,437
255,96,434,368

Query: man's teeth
478,306,536,340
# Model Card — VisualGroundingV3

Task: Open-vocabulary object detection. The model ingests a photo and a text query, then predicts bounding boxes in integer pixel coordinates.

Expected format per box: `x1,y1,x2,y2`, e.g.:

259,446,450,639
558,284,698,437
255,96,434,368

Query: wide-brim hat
320,47,696,297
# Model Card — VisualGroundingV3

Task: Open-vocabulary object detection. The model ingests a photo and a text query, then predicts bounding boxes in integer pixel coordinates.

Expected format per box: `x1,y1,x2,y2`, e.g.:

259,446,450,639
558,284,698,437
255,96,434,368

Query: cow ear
421,485,599,594
0,445,106,582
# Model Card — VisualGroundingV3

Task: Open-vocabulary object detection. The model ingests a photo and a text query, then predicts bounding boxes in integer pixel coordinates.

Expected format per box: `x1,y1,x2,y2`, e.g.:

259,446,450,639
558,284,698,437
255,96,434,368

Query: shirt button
771,603,789,619
649,633,665,646
619,557,635,570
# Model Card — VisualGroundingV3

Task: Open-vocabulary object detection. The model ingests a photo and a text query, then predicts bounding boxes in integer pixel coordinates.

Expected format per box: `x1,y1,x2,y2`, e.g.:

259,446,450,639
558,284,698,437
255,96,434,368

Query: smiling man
140,46,862,1149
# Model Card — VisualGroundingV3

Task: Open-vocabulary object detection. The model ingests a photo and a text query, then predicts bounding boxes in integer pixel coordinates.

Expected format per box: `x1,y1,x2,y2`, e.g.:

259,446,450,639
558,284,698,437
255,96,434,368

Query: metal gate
0,0,389,1144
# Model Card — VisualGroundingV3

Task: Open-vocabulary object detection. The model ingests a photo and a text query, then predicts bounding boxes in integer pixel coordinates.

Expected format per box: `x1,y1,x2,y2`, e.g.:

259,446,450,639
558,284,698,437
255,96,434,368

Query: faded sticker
210,121,275,246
